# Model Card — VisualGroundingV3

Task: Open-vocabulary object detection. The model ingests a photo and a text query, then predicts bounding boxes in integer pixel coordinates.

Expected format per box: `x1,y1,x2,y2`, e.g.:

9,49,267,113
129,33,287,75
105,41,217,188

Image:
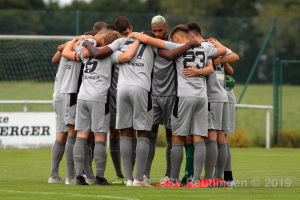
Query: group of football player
48,14,239,188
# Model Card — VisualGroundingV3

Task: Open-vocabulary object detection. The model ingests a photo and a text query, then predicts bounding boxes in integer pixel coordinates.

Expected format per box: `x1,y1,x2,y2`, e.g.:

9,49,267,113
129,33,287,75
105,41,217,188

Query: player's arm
52,51,62,64
128,32,165,48
224,63,234,75
83,41,113,59
62,36,86,60
157,40,200,61
182,62,214,77
219,52,239,63
81,46,106,58
118,39,141,62
52,42,69,64
208,38,227,57
57,42,67,52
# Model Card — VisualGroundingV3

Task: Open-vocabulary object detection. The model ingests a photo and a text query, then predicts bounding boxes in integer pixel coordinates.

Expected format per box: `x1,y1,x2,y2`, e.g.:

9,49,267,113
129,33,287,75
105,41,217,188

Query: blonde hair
151,15,167,25
104,30,122,45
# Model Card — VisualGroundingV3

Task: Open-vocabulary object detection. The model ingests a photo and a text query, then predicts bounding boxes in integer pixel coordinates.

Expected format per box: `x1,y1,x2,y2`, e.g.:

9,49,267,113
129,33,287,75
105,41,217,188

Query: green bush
278,129,300,148
228,130,252,147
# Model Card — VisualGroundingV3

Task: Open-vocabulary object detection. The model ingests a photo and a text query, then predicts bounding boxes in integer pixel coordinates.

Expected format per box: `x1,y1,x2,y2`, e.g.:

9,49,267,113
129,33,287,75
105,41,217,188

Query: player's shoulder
201,41,215,48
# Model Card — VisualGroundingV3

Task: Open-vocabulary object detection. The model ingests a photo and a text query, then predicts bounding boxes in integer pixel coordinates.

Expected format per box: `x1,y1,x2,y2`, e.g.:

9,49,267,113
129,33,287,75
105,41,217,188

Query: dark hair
114,16,131,33
143,31,156,38
84,31,94,36
186,22,202,36
170,24,189,40
93,21,107,35
105,24,117,31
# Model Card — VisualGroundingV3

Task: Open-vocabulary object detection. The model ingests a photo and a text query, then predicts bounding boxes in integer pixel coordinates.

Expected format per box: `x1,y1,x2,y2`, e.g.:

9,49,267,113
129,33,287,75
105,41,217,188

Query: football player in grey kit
201,36,239,187
143,15,175,184
62,31,141,185
223,62,236,187
61,35,96,185
128,25,226,187
48,44,69,184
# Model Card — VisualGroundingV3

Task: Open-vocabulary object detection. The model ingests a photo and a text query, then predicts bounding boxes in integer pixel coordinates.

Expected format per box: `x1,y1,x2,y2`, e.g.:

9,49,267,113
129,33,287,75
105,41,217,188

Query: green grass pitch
0,147,299,199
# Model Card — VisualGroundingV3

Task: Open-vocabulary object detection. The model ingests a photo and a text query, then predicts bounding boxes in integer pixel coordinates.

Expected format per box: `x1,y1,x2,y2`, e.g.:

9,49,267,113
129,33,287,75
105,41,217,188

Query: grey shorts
225,102,235,134
75,99,110,134
116,86,153,131
63,93,77,126
109,94,117,128
208,102,230,131
171,97,208,137
53,100,68,133
152,95,175,129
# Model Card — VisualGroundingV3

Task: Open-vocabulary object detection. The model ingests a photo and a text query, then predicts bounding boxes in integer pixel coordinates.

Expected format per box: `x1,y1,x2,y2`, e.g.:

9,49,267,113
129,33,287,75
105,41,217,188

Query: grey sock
214,143,228,179
144,132,157,178
110,138,123,177
120,136,133,181
84,141,95,179
132,136,137,170
165,136,172,177
135,137,150,181
65,135,76,179
170,142,183,182
50,140,65,178
204,140,217,180
192,141,206,182
94,141,107,178
73,137,87,176
224,143,232,171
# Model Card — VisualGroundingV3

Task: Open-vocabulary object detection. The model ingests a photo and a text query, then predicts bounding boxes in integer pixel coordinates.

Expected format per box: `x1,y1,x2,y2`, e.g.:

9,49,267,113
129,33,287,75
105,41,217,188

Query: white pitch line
0,190,139,200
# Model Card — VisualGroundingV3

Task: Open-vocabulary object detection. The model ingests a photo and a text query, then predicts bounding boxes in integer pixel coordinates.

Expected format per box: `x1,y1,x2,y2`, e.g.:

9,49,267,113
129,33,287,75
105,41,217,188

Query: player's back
117,38,156,92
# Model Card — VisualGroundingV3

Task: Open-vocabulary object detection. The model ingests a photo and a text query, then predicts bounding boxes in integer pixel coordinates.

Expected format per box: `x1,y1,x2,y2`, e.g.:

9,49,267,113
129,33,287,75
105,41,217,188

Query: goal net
0,35,74,82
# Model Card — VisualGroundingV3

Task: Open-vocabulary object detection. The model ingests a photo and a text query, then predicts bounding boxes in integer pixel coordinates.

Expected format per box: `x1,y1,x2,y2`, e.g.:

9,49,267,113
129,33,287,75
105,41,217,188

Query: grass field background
0,147,300,199
0,82,299,146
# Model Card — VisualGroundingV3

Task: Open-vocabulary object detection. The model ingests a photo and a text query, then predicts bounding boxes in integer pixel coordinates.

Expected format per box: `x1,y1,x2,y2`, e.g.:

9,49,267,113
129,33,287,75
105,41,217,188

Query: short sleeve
206,42,218,58
107,38,126,52
164,41,182,50
111,50,122,64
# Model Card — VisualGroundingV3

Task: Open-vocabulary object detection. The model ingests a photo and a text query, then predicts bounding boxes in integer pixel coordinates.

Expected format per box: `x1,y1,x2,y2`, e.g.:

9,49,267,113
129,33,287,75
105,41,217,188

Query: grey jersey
164,41,217,98
206,48,232,102
227,89,236,103
53,56,68,101
60,38,94,94
152,35,176,96
109,64,119,96
78,38,121,103
109,37,157,92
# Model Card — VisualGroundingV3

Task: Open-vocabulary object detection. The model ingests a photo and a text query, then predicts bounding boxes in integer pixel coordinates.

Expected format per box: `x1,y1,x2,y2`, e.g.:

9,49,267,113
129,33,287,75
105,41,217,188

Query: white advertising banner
0,112,56,148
